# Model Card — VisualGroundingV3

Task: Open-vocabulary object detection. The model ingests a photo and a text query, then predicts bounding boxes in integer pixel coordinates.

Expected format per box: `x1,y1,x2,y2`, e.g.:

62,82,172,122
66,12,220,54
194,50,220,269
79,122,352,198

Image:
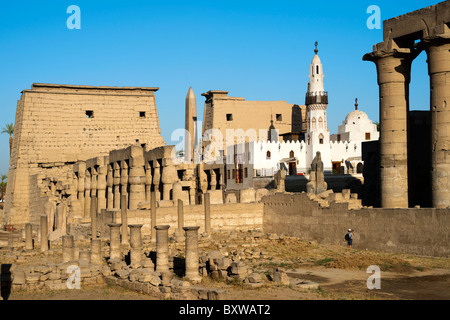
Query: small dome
311,54,322,65
345,110,369,123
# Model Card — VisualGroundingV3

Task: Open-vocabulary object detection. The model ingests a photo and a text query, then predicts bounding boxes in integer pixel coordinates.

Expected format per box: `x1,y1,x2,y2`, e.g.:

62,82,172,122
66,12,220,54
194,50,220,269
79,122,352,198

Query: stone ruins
0,2,449,300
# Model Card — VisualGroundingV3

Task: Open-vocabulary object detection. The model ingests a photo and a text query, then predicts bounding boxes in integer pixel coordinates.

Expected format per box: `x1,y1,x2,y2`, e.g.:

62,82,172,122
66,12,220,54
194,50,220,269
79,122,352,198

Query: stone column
108,223,122,260
161,158,177,201
106,164,114,209
90,166,98,209
25,223,33,250
155,225,170,274
175,199,185,241
151,191,157,242
90,239,102,265
204,192,211,235
145,162,152,202
120,160,129,208
62,235,75,263
128,145,146,209
120,195,129,245
77,165,85,216
91,195,98,239
97,162,107,213
55,202,67,235
40,215,48,252
84,169,91,221
153,162,161,201
183,226,201,283
364,50,413,208
113,162,121,209
44,200,55,233
425,38,450,208
129,224,143,267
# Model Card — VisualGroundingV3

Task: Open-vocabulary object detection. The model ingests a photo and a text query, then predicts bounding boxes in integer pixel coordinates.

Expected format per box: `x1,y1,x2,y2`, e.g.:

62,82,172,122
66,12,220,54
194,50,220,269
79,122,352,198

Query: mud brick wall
262,193,450,257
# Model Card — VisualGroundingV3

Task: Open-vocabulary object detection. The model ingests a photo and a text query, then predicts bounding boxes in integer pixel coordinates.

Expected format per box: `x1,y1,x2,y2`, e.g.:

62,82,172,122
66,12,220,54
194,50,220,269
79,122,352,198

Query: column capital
183,226,200,232
154,225,170,230
108,223,122,228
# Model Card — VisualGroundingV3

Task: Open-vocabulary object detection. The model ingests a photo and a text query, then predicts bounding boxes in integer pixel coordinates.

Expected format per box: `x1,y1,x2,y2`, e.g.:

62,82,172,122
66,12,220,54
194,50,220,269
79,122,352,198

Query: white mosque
243,43,379,177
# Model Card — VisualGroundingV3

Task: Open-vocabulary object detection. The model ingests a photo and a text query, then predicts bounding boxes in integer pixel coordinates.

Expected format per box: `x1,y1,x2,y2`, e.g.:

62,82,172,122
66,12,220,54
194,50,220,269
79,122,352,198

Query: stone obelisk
185,87,197,162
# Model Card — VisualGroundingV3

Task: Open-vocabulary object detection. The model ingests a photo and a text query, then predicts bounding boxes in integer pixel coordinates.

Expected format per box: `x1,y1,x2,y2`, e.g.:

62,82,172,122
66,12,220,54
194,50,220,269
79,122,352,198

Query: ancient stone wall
5,83,166,226
97,202,264,237
262,193,450,257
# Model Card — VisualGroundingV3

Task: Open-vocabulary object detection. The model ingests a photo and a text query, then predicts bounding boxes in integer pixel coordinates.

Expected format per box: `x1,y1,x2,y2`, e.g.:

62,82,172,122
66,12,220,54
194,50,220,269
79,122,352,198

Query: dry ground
3,232,450,300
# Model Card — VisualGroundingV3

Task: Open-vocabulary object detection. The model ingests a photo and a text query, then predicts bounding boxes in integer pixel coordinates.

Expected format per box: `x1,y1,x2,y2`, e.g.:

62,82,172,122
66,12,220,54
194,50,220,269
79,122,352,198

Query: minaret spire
314,41,318,55
355,98,358,110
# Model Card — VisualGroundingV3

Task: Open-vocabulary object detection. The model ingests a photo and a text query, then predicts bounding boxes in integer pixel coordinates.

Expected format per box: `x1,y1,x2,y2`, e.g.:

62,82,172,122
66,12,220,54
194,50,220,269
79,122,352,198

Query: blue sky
0,0,438,175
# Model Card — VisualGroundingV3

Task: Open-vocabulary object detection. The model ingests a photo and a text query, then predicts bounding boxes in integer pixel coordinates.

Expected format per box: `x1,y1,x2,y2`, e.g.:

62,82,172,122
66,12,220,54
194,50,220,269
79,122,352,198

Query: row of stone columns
108,223,201,282
364,37,450,208
75,149,205,221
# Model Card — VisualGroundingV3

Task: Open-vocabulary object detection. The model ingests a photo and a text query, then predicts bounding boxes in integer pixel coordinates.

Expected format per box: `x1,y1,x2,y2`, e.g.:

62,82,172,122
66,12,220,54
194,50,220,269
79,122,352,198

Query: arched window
312,117,316,130
316,65,319,74
289,150,294,158
319,133,324,144
266,151,271,159
307,135,310,145
318,117,323,129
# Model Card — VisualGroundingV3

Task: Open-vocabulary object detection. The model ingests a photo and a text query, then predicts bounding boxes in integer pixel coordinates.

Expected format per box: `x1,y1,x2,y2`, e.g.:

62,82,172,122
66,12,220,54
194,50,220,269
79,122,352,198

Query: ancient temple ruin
363,0,450,208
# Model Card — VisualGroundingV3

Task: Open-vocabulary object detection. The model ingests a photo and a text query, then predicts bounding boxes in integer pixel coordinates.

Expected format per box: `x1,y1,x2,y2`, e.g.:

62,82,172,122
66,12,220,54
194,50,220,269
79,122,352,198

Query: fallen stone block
115,269,130,279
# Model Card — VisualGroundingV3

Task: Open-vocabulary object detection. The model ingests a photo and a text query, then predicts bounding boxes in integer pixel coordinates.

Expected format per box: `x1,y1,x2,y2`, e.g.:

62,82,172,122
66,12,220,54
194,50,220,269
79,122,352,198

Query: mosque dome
344,99,369,124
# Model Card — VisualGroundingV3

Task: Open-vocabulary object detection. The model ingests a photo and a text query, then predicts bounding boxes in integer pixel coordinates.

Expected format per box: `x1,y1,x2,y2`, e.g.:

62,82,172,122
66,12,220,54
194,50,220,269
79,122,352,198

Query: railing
305,91,328,105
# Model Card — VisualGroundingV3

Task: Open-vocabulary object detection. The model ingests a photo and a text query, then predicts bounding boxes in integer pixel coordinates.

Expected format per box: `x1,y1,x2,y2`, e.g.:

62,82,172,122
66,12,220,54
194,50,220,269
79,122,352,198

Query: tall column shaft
151,191,157,242
373,52,413,208
25,223,33,250
40,215,48,252
183,226,201,283
120,160,129,208
97,165,107,213
108,223,122,260
129,224,143,266
426,39,450,208
113,162,121,209
91,195,98,239
155,225,170,273
204,192,211,234
84,171,91,220
177,199,184,236
128,146,146,209
106,164,114,209
120,195,129,245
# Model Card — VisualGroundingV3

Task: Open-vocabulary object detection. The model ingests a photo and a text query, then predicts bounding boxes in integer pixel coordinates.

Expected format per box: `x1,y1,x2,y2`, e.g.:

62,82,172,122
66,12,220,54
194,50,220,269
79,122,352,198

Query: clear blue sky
0,0,438,175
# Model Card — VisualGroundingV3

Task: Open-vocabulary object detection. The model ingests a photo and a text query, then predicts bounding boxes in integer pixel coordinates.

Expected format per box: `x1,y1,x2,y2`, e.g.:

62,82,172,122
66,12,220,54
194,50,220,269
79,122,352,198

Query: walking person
345,228,354,248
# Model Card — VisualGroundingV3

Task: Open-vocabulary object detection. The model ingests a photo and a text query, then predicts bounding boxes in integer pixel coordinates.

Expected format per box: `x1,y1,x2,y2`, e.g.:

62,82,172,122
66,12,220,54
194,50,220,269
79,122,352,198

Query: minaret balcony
305,91,328,105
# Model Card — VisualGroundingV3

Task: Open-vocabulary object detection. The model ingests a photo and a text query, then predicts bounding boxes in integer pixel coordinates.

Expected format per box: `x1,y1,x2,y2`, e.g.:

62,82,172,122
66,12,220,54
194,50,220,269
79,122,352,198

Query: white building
228,44,379,180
